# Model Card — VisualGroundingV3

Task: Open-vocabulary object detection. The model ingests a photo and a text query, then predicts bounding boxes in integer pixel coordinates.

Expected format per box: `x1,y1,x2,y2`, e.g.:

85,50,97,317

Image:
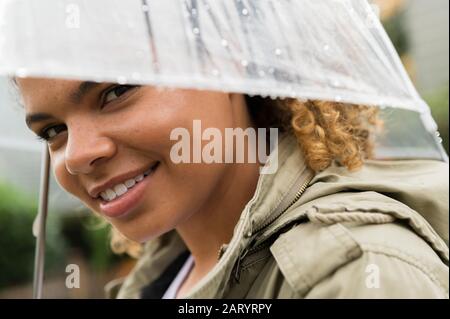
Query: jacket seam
326,223,360,253
276,235,311,290
272,223,361,293
360,243,449,297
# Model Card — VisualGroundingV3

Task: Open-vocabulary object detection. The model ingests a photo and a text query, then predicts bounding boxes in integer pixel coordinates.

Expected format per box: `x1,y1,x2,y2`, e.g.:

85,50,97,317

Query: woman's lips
98,164,158,218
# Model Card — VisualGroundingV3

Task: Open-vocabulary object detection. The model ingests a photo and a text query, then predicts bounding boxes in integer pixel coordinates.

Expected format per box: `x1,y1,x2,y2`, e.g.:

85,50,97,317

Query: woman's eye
38,124,67,142
104,85,138,104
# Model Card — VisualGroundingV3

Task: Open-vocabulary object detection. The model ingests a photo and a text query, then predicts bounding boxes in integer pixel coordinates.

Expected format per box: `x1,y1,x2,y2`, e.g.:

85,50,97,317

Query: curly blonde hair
111,97,382,257
246,96,382,172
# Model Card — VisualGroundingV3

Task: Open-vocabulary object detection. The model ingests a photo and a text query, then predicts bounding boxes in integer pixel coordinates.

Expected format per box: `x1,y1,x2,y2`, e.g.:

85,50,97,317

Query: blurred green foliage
383,10,410,57
0,181,66,288
0,181,119,290
60,213,119,271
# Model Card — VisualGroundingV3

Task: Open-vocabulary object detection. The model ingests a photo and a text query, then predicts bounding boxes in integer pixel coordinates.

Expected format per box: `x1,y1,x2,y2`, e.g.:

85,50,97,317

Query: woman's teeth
99,167,154,202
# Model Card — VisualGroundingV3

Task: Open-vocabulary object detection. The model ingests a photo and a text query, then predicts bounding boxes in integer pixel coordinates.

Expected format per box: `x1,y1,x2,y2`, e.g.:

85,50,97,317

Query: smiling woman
13,76,449,299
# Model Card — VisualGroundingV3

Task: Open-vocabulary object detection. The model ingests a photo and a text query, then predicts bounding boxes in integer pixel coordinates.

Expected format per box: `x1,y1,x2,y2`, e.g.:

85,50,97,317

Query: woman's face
18,78,251,242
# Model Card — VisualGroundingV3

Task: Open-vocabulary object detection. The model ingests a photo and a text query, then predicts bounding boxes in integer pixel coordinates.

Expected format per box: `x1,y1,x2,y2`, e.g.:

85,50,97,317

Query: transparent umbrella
0,0,447,298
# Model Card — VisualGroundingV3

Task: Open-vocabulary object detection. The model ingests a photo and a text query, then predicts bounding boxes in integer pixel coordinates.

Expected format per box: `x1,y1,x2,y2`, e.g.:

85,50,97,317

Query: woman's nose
65,127,116,175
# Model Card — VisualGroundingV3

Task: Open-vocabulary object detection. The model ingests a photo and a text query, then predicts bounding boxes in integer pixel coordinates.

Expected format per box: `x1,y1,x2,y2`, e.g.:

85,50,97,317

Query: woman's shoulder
269,220,449,298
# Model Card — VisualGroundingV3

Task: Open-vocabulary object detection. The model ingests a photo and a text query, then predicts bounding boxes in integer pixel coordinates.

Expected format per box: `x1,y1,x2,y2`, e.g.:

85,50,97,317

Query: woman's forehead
18,78,102,111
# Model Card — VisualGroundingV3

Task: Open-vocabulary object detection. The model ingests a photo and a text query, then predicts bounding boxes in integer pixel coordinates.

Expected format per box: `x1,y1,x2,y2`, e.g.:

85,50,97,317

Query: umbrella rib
141,0,160,73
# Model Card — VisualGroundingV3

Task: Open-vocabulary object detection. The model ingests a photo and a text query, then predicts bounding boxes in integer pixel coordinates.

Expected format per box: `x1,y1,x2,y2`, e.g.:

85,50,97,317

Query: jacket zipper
232,168,314,281
250,169,314,237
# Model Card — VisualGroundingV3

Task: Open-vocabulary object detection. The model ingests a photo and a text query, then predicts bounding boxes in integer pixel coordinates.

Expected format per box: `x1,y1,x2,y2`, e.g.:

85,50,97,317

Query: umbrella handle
32,143,50,299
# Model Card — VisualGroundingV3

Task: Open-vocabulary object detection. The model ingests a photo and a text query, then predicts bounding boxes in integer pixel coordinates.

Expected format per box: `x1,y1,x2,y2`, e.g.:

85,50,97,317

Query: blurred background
0,0,448,298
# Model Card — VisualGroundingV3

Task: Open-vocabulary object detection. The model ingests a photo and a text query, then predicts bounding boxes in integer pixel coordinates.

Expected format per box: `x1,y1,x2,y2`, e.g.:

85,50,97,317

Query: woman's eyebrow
25,112,54,129
25,81,102,128
69,81,102,104
25,81,103,129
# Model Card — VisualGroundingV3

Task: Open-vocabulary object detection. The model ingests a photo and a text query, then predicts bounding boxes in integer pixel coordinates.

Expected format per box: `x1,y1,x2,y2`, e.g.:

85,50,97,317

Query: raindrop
221,39,228,47
241,59,249,67
117,76,127,84
15,68,28,78
192,27,200,35
332,80,340,87
142,4,149,12
242,8,249,16
323,44,330,51
191,8,197,16
275,48,282,56
211,69,220,77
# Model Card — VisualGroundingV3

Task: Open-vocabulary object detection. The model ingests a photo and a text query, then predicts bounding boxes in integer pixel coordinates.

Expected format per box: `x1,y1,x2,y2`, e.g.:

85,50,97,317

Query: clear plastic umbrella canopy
0,0,447,160
0,0,447,298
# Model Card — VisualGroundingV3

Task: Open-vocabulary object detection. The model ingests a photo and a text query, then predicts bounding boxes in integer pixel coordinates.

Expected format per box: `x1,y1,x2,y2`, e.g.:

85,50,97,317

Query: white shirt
162,255,194,299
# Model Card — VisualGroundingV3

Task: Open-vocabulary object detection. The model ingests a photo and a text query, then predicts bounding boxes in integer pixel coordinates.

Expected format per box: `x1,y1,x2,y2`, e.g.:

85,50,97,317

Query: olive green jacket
108,135,449,299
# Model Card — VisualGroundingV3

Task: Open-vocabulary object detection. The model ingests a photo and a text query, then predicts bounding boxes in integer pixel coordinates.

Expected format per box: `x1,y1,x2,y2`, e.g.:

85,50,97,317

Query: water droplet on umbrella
15,68,28,78
117,76,127,84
